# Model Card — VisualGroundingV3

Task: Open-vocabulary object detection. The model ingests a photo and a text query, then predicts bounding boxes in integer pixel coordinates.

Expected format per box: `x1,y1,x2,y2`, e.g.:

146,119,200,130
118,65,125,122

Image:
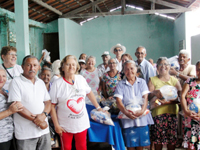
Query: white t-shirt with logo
8,75,50,140
0,64,23,92
50,75,91,133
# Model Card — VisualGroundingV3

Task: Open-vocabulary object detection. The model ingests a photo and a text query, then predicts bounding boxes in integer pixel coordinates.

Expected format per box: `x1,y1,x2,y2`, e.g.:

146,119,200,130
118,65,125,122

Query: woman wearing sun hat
110,44,126,72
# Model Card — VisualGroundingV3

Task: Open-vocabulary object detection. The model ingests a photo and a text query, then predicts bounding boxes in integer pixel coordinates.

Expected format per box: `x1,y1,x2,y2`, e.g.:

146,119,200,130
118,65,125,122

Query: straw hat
110,43,126,54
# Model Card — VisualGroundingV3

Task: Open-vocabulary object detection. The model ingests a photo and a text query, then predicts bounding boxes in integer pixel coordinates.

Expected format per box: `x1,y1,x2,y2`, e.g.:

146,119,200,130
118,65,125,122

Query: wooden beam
151,1,155,10
175,0,197,19
121,0,126,15
146,0,187,9
60,0,105,18
62,8,192,18
32,0,62,15
96,5,103,13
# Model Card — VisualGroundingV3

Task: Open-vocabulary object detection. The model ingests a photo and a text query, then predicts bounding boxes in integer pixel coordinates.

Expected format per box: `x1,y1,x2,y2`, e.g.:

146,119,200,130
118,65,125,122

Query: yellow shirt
151,76,179,117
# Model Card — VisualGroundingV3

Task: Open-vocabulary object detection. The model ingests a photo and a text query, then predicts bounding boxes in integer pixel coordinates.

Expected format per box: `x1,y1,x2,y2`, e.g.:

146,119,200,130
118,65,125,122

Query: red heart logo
67,97,84,114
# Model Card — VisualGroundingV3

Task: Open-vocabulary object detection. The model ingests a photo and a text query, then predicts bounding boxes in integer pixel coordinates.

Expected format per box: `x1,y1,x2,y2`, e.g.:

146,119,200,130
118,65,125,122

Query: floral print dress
183,78,200,149
102,72,121,97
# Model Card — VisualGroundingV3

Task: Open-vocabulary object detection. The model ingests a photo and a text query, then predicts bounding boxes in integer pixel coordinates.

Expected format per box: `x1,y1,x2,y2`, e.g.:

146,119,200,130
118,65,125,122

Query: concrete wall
0,7,58,64
191,34,200,64
81,14,175,65
174,13,186,55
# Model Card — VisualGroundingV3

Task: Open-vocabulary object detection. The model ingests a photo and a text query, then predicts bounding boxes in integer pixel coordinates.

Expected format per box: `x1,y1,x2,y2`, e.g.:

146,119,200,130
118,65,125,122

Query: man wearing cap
135,46,155,83
97,51,111,78
8,55,51,150
110,44,126,72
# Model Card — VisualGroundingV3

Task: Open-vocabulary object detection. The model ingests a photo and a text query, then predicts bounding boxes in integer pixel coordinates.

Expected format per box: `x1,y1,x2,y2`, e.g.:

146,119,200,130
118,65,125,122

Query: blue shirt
114,77,154,128
135,59,156,84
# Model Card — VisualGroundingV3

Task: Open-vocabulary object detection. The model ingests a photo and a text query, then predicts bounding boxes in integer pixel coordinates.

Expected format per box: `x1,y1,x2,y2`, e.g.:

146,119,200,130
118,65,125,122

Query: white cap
78,59,86,64
101,51,110,57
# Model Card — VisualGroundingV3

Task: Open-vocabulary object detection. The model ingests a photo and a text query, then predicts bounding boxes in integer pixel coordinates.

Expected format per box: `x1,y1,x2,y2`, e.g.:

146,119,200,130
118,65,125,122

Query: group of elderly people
0,44,199,150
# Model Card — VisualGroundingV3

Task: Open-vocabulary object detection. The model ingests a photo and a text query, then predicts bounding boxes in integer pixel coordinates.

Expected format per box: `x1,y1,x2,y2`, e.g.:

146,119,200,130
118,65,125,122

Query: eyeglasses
7,53,17,57
114,49,122,52
157,63,169,67
136,52,145,55
109,62,116,65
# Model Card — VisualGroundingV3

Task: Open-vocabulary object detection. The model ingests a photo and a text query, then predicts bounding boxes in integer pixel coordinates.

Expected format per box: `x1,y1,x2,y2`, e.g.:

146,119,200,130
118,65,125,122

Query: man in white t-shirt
97,51,111,78
8,55,51,150
0,46,23,93
169,49,196,87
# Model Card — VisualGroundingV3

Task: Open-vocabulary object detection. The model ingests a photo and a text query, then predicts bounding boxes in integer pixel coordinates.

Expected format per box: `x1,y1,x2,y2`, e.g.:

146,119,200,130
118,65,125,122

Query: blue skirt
122,125,150,147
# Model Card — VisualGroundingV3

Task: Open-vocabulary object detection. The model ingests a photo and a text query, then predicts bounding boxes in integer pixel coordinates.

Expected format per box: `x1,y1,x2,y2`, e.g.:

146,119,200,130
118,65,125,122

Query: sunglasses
114,49,122,52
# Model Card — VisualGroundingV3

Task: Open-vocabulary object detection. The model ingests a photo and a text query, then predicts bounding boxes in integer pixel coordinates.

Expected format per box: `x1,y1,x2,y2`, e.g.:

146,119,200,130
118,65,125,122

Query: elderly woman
0,46,23,92
50,55,102,150
80,56,100,101
102,58,121,99
114,60,154,150
40,67,52,92
170,49,196,87
0,68,23,150
181,60,200,150
148,57,182,150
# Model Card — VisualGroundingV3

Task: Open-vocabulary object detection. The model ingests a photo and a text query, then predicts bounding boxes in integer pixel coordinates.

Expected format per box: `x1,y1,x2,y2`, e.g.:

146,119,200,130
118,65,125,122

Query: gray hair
108,58,118,64
52,60,61,75
86,56,96,64
22,55,39,66
136,46,146,54
156,57,170,66
179,49,190,58
41,67,52,72
196,60,200,66
123,60,137,70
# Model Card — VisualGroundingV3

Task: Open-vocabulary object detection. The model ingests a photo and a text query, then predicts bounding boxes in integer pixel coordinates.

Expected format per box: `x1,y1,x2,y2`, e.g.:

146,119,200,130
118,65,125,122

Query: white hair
86,56,96,64
136,46,146,54
108,58,118,64
179,49,190,58
52,60,61,75
123,60,137,69
156,57,170,66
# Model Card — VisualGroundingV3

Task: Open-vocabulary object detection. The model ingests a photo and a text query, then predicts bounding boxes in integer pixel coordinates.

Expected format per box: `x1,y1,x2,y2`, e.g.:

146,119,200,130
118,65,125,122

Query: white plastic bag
42,49,51,62
160,85,178,101
90,107,114,126
117,97,150,119
188,98,200,113
117,103,150,119
168,55,180,70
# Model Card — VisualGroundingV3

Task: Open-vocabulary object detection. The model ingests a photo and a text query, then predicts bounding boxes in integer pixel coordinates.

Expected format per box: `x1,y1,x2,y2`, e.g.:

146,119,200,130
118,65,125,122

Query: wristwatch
43,112,48,117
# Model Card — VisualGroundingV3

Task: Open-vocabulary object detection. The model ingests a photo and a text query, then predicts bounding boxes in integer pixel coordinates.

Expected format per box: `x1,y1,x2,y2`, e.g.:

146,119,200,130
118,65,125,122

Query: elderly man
97,51,111,78
0,46,23,92
110,44,126,72
135,46,155,83
170,49,196,86
8,55,51,150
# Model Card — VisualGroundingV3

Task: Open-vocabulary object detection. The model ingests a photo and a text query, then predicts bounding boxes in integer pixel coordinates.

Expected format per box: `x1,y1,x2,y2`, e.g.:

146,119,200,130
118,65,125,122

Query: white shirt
115,58,122,72
8,75,50,140
0,64,23,92
50,75,59,83
50,75,91,133
97,63,110,78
